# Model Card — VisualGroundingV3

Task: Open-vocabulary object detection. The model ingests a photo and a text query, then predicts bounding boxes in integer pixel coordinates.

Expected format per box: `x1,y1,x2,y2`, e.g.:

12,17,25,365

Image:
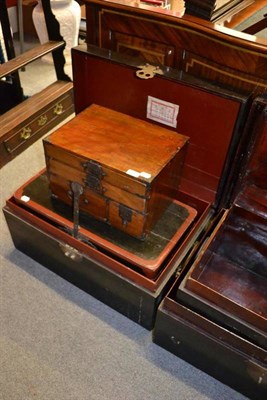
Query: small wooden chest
43,104,189,239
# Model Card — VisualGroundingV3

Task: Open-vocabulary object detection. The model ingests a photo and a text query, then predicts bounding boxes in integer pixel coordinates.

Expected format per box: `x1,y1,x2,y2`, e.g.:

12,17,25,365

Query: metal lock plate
136,64,164,79
83,160,105,193
119,204,133,226
85,174,103,192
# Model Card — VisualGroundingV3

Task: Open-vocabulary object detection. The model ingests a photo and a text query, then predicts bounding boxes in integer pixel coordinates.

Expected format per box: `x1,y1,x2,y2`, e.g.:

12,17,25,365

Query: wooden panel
84,0,267,95
182,51,267,95
108,200,147,238
113,32,175,65
4,93,73,154
44,104,188,179
173,97,267,349
48,172,108,220
45,142,149,197
154,300,267,400
72,46,249,206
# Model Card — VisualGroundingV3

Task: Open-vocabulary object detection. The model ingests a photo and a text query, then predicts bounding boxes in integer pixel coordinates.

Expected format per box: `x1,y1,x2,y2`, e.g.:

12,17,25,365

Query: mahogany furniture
0,44,74,168
83,0,267,95
0,0,74,168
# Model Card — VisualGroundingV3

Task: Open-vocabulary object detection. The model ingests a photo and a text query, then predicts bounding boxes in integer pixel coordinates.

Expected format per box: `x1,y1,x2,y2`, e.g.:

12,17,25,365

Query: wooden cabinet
83,0,267,95
0,0,74,168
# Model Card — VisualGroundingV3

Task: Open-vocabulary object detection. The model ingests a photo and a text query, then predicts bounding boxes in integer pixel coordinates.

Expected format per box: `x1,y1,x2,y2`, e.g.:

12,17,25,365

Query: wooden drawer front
47,158,86,186
47,158,147,213
101,167,148,198
108,201,147,239
49,174,108,221
45,143,148,198
113,32,175,66
182,51,267,96
4,94,73,154
45,143,89,170
103,181,147,213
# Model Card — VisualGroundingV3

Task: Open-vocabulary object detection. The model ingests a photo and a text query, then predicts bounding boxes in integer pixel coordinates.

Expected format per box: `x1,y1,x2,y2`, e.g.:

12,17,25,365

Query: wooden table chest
43,104,189,239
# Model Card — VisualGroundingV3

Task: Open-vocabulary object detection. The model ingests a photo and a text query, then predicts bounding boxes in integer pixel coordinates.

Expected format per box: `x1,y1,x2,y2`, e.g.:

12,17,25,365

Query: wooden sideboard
82,0,267,96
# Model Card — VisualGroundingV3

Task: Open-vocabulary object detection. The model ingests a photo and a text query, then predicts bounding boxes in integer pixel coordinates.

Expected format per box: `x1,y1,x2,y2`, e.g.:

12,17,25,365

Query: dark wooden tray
13,170,198,279
183,204,267,335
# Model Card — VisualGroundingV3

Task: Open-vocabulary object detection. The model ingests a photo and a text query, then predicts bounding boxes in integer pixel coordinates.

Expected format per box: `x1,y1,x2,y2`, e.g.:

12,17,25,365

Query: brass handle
53,103,64,115
20,127,32,140
38,115,48,126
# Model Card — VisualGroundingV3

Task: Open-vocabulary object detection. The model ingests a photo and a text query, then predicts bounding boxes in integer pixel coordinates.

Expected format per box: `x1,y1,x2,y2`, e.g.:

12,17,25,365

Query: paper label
140,172,151,179
126,169,152,180
21,195,30,202
126,169,140,178
147,96,179,128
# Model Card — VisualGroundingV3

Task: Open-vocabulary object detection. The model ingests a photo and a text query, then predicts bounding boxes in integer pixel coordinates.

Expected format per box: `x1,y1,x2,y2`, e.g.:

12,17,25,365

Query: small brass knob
53,103,64,115
20,127,32,140
38,115,48,126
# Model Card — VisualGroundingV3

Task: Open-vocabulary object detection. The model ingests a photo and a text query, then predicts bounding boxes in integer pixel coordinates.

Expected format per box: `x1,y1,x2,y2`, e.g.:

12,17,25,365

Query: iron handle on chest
82,160,106,193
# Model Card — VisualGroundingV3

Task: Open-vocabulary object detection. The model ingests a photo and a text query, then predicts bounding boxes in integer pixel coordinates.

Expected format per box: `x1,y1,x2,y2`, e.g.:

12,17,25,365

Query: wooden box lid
72,45,249,209
44,104,188,184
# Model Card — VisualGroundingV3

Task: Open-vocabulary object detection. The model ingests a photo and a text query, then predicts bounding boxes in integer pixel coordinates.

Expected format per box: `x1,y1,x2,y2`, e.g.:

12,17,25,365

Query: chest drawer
4,93,73,154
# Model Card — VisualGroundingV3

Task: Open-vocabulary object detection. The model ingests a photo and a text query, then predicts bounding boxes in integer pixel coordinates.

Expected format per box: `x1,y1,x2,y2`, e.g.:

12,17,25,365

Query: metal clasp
59,243,83,262
83,160,105,192
136,64,164,79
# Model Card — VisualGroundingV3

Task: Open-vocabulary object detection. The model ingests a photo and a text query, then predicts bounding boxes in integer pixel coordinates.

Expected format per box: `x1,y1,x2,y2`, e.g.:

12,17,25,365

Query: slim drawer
4,93,73,154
